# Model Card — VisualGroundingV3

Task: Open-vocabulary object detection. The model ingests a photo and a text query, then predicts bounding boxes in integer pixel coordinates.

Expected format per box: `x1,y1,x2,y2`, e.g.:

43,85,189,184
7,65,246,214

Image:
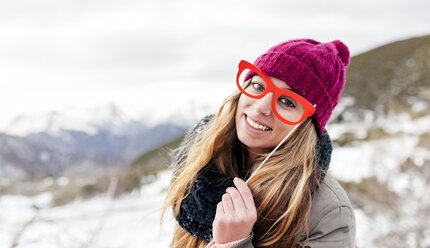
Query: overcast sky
0,0,429,124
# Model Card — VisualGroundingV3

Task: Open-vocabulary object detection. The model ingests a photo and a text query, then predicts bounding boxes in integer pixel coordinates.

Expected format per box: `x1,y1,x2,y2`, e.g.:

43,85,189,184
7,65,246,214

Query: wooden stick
245,122,302,183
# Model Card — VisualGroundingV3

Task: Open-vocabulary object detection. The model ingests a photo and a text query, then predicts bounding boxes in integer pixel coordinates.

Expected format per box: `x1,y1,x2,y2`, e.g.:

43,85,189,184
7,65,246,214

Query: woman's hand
212,177,257,244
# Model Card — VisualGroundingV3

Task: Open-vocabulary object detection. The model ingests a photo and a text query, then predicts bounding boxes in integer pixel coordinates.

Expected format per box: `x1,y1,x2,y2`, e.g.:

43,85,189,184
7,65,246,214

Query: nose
252,92,273,116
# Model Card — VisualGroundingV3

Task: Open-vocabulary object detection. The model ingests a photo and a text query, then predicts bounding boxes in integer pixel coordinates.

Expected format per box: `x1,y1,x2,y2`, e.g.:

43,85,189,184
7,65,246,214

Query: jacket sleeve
206,233,254,248
224,232,254,248
305,206,356,248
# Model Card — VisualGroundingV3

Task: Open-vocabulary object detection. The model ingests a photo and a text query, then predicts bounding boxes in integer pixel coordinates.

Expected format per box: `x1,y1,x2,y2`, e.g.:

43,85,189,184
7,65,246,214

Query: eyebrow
284,87,298,93
276,81,298,93
253,75,298,93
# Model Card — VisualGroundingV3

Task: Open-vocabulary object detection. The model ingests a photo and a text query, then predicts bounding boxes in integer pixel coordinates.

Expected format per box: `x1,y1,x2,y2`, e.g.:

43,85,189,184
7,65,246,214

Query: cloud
0,0,429,122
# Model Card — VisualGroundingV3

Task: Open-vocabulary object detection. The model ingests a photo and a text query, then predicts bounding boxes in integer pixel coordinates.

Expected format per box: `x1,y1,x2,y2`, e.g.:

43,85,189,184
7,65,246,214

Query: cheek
236,95,246,113
238,94,252,110
236,96,245,122
273,122,292,136
282,127,294,139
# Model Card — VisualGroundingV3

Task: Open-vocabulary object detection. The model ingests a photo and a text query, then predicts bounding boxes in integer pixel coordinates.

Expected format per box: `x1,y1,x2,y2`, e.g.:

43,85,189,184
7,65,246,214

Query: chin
237,129,260,147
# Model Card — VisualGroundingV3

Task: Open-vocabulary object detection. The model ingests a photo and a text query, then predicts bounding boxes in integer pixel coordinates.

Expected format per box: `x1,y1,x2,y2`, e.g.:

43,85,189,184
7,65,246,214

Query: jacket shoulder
181,113,215,147
301,171,356,247
170,114,215,170
189,114,215,135
314,171,353,212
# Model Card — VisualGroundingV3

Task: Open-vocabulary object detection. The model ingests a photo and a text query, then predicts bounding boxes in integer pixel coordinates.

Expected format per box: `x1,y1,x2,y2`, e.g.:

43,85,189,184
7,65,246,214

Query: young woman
162,38,356,248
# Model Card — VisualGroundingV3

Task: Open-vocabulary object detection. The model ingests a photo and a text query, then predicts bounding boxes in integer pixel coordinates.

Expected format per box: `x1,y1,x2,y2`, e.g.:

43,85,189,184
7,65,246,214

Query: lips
244,114,272,133
245,114,272,130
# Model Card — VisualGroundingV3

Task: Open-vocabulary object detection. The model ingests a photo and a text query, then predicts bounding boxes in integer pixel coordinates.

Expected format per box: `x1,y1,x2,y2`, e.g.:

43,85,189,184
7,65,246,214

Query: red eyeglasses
236,60,316,125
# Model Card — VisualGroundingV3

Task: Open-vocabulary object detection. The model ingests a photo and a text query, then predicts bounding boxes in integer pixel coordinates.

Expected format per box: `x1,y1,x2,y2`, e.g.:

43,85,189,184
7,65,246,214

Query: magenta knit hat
243,38,350,135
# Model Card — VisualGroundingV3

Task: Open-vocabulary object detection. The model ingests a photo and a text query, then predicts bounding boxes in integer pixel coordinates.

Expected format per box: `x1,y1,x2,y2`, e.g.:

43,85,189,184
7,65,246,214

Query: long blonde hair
161,81,323,248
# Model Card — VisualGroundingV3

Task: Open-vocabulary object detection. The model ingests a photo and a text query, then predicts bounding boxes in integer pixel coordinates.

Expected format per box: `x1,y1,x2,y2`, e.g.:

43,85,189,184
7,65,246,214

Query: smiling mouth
245,115,272,131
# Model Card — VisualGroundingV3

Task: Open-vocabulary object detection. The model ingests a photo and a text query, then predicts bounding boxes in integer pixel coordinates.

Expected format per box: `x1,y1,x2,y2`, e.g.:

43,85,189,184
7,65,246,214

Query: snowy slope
0,170,175,248
2,113,430,247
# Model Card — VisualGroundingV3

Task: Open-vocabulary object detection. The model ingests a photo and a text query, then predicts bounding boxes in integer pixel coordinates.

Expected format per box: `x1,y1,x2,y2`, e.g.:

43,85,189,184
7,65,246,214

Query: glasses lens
237,67,267,97
237,65,307,123
275,94,306,123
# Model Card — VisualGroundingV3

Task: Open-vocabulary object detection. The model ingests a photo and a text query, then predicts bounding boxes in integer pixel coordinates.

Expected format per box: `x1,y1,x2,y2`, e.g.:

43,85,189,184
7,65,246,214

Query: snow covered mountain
0,79,234,178
0,103,189,178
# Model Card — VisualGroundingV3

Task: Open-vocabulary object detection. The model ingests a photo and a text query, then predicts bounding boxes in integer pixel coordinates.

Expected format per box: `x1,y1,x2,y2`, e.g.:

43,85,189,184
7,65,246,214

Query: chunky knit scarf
174,115,333,242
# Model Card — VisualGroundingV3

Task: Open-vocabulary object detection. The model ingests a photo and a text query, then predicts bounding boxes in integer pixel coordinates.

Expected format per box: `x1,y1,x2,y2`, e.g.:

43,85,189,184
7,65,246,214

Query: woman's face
235,76,296,158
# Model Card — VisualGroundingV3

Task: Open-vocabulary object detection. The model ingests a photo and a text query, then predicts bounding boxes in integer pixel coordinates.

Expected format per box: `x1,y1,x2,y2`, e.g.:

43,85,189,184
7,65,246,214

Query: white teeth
246,116,271,131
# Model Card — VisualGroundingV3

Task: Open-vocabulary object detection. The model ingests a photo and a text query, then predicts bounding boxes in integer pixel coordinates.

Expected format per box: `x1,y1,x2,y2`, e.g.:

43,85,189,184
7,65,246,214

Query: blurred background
1,0,430,247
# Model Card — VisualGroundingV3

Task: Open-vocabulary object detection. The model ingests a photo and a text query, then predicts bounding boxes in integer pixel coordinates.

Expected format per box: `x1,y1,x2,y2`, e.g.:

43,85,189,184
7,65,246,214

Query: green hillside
110,135,185,195
129,135,184,172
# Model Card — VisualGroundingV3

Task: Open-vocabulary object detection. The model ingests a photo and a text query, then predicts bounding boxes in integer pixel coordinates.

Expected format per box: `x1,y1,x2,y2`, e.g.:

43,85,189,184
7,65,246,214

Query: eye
252,82,265,92
279,97,296,108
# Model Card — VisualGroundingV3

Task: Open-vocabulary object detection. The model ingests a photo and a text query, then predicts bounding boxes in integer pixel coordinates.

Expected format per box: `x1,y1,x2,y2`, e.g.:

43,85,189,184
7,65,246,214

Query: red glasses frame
236,60,316,125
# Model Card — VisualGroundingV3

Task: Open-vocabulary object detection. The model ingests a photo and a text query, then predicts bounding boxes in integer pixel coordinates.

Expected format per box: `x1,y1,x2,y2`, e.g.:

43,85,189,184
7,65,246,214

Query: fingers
216,202,224,216
213,178,257,243
233,177,256,211
226,187,246,211
220,177,256,216
222,193,234,213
